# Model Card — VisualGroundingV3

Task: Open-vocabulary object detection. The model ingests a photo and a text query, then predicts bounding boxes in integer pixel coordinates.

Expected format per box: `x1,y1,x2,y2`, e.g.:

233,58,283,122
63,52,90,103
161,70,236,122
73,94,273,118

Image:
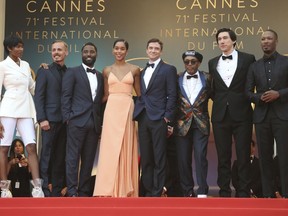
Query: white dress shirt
183,71,202,105
143,58,161,88
82,63,98,100
216,49,238,87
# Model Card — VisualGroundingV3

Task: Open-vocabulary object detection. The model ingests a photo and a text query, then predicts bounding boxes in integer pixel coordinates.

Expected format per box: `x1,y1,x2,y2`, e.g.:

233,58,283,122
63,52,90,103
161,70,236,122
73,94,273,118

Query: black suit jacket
61,65,104,132
35,62,64,123
246,52,288,123
208,51,255,122
133,60,177,122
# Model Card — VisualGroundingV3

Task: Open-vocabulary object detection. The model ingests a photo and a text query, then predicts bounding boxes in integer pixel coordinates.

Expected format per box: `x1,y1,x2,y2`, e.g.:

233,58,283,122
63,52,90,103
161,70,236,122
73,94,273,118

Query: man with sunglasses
208,28,255,197
173,50,212,197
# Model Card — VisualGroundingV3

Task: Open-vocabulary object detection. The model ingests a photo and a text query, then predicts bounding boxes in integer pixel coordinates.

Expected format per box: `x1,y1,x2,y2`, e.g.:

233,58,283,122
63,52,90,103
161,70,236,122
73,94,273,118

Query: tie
187,74,198,79
146,63,155,68
87,68,96,74
222,55,233,60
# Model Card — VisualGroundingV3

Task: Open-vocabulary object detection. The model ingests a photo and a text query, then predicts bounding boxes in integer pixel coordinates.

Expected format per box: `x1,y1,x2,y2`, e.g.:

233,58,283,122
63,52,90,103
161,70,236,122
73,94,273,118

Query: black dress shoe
187,192,196,197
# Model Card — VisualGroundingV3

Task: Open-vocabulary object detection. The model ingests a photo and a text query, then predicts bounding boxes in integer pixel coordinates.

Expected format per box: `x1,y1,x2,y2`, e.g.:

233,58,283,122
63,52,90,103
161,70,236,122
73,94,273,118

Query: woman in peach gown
93,39,141,197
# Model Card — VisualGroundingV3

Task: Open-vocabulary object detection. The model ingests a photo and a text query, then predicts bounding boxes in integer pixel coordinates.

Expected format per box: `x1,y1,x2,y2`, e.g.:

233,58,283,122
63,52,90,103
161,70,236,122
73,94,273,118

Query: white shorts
0,117,36,146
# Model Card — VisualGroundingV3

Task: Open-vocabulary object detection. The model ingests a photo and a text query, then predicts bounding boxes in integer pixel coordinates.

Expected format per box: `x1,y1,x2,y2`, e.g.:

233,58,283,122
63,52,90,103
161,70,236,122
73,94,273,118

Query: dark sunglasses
184,60,198,65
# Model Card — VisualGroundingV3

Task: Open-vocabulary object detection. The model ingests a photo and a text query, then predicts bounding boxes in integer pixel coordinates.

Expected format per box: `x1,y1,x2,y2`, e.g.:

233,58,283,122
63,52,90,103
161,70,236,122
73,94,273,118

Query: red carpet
1,197,287,216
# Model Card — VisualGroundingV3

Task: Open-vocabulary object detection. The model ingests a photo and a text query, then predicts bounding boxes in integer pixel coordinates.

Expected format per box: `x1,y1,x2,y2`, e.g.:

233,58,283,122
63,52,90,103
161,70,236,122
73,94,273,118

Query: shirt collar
82,63,95,71
148,58,161,68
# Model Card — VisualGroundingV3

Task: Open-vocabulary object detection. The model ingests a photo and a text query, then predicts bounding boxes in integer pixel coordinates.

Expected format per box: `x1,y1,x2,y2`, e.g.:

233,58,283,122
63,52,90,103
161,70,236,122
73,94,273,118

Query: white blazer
0,56,35,118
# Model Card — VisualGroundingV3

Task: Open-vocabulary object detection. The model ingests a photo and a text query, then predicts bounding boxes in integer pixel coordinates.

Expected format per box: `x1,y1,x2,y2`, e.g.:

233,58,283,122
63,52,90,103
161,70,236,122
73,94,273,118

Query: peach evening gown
93,71,139,197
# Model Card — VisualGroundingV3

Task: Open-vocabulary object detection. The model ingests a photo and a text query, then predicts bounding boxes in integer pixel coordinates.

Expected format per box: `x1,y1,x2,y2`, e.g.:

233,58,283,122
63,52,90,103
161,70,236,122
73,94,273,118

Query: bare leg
0,146,9,180
26,143,44,197
0,146,13,197
26,143,40,179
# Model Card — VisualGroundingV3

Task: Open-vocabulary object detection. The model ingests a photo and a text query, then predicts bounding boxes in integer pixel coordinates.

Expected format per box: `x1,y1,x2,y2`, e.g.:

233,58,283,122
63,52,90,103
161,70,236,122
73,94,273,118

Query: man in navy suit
35,40,68,197
246,29,288,198
208,28,255,197
173,50,212,198
134,38,177,197
61,42,104,197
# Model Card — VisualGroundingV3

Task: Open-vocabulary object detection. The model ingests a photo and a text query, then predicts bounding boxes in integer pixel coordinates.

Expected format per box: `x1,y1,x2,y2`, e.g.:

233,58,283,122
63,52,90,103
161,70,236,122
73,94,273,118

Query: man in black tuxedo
35,40,68,197
174,50,212,198
61,42,104,197
208,28,255,197
232,140,262,198
246,29,288,198
134,38,177,197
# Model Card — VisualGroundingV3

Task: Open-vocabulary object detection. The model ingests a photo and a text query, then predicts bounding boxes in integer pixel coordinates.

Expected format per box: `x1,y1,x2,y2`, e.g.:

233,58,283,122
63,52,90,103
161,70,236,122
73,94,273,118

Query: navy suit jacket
133,60,177,122
34,62,64,123
246,52,288,123
61,65,104,132
208,50,255,122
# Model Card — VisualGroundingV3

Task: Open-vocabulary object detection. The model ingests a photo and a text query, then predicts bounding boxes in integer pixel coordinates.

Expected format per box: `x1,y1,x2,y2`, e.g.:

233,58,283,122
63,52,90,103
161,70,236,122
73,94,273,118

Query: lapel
213,55,228,88
192,71,206,104
141,66,148,91
229,50,243,87
5,56,29,77
145,60,163,92
179,72,190,103
94,70,102,102
79,65,93,100
179,71,206,106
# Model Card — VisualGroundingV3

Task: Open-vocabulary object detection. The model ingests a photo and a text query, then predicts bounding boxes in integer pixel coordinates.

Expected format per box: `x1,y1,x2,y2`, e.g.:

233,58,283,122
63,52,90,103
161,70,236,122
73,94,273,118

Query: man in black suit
232,140,262,198
173,50,212,198
35,40,68,197
246,29,288,198
208,28,255,197
61,42,104,197
133,38,177,197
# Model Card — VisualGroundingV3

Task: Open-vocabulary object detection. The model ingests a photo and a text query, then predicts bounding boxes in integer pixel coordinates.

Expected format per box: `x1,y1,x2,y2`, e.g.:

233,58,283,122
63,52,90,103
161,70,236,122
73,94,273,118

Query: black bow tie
222,55,233,60
187,74,198,79
86,68,96,74
146,63,155,68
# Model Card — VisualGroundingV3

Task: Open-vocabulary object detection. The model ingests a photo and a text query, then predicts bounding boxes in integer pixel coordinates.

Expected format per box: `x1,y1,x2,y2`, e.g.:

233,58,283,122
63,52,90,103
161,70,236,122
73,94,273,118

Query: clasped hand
261,90,279,103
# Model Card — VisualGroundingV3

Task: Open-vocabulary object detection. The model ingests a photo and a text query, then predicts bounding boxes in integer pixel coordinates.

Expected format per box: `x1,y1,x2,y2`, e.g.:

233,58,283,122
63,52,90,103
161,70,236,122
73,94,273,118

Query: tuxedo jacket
133,60,177,122
34,62,64,123
246,52,288,123
61,65,104,132
0,56,35,118
174,71,212,136
208,51,255,122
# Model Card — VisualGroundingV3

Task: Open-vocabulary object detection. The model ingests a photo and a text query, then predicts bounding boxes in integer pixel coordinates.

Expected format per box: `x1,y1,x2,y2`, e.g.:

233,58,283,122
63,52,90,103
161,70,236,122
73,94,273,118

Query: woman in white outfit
0,35,44,198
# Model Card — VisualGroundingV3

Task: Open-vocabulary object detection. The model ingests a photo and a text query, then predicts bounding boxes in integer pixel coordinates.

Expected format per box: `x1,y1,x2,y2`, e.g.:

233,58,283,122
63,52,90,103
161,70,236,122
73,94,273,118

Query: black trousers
213,108,252,197
255,108,288,198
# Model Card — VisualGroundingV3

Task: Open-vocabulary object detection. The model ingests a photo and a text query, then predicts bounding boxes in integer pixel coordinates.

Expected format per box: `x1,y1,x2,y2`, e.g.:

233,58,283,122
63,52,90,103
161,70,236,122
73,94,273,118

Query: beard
82,56,96,67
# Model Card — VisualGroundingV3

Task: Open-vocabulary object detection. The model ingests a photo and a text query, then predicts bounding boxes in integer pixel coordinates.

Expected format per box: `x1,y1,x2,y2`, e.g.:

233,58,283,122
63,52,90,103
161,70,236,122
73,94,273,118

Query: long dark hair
9,138,25,159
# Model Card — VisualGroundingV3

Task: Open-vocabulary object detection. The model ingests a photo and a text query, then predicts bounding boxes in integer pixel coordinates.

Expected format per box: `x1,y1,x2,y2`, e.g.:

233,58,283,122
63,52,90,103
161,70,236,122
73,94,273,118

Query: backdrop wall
4,0,288,73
